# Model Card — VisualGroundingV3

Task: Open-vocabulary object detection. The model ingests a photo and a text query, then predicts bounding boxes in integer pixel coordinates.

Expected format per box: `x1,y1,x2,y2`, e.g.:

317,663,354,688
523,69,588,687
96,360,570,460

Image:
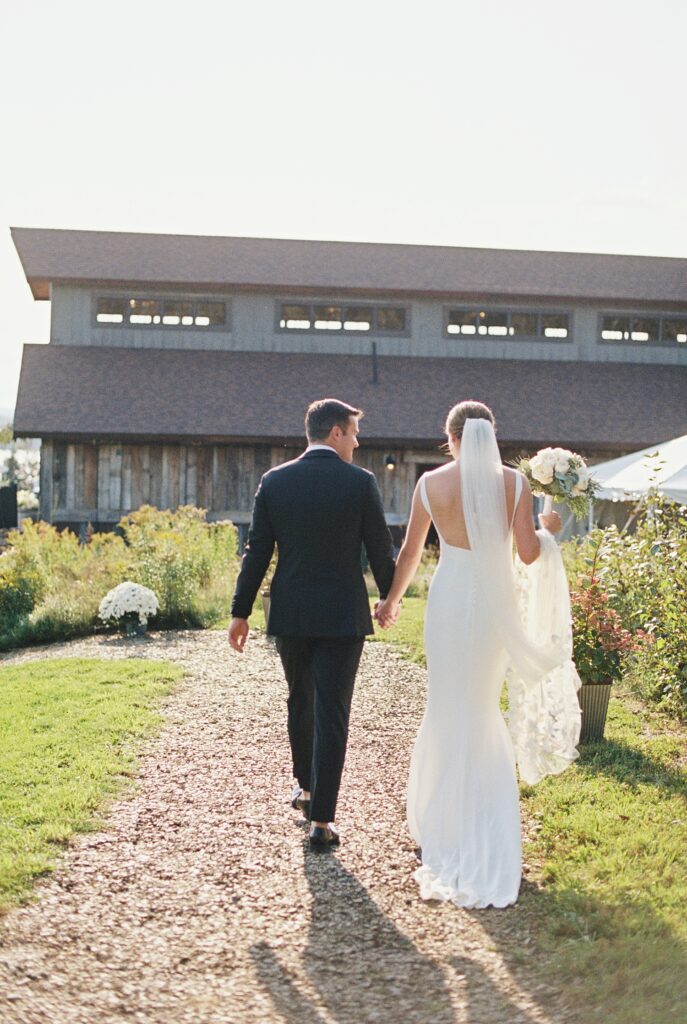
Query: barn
11,227,687,538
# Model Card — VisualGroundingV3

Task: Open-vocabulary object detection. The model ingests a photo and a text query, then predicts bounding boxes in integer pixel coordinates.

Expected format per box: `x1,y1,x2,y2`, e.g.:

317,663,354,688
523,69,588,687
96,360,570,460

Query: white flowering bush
17,489,39,511
98,581,159,630
516,447,598,519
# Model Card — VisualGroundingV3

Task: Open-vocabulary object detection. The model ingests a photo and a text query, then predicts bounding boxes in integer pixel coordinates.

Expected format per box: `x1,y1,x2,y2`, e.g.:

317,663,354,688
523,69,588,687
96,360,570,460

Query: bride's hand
374,598,400,629
538,510,562,534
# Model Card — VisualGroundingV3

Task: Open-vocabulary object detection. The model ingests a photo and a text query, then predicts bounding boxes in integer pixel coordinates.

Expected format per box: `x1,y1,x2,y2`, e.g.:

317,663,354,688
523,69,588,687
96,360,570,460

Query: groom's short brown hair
305,398,363,442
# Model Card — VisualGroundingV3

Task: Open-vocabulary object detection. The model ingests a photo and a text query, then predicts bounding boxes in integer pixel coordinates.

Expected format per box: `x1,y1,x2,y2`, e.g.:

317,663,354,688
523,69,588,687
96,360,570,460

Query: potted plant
571,574,647,741
98,581,159,637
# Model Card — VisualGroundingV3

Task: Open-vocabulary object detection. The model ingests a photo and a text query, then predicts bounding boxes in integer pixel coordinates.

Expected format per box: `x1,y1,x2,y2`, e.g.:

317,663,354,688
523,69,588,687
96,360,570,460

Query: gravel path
0,631,575,1024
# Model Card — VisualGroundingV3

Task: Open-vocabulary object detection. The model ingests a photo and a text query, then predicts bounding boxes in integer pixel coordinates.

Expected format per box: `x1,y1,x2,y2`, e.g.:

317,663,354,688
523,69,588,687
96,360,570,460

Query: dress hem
413,865,519,910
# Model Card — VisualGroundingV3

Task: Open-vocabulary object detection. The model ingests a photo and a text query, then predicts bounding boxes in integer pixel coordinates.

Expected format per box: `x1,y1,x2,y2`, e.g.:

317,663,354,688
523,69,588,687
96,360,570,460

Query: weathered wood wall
40,441,436,527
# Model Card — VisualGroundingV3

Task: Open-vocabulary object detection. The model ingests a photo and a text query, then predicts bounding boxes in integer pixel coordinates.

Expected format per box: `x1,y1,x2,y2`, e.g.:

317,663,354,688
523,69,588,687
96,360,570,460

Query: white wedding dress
407,420,581,910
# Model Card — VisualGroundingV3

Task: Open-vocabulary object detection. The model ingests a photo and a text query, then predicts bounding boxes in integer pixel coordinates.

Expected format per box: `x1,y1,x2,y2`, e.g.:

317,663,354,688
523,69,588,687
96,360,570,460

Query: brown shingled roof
13,345,687,453
11,227,687,305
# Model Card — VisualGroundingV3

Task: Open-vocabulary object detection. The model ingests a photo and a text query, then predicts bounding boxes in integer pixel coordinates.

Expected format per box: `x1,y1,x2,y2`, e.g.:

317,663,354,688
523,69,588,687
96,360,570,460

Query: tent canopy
592,434,687,504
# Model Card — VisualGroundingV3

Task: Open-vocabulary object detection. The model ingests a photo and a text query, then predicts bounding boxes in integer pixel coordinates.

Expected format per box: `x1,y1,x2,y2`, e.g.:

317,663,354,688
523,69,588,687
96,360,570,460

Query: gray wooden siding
50,285,234,350
42,441,426,526
49,285,687,365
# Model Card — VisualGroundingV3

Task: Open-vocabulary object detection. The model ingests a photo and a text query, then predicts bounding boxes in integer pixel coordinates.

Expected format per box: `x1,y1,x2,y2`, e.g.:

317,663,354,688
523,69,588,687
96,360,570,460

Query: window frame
597,310,687,347
93,293,231,331
443,306,572,342
274,299,411,338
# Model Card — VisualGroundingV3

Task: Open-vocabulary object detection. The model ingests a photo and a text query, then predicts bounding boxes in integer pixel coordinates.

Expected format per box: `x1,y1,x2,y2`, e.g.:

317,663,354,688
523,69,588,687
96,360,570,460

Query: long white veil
461,418,581,783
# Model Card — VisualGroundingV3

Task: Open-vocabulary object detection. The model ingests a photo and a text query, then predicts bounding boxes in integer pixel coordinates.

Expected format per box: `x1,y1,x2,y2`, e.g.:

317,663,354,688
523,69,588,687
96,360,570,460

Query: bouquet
515,447,598,519
99,581,159,633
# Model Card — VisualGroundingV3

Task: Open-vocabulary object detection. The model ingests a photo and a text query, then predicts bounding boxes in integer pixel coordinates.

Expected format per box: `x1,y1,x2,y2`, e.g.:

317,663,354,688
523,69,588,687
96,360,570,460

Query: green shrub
562,494,687,718
0,506,239,650
0,520,129,648
0,557,41,628
118,506,238,628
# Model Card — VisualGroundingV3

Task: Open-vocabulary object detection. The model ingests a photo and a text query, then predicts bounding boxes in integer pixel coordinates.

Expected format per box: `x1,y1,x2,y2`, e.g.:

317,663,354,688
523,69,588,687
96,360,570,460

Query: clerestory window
278,302,408,335
599,313,686,345
96,296,228,328
445,308,570,340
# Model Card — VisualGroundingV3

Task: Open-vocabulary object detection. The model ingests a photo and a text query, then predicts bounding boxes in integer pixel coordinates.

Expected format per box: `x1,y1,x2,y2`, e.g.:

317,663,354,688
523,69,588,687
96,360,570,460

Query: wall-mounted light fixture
384,454,397,471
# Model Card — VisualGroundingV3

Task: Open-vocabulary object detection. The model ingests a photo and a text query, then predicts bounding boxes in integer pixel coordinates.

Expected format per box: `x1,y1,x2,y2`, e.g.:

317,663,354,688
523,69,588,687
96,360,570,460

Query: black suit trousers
275,635,365,823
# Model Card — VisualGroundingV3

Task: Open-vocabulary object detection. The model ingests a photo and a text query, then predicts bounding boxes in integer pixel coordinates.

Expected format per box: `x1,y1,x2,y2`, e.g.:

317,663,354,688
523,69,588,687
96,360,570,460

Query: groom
228,399,397,847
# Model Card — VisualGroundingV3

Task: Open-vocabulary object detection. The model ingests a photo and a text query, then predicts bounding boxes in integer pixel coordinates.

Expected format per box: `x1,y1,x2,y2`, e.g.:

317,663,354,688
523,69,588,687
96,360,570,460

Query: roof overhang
13,345,687,456
12,226,687,305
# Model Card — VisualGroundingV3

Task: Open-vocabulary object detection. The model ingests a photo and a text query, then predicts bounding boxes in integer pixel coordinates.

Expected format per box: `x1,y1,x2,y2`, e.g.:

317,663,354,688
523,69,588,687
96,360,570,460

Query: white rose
530,455,555,485
549,447,572,474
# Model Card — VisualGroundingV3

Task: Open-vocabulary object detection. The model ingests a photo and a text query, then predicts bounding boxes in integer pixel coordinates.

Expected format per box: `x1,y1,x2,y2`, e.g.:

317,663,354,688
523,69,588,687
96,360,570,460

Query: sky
1,0,685,414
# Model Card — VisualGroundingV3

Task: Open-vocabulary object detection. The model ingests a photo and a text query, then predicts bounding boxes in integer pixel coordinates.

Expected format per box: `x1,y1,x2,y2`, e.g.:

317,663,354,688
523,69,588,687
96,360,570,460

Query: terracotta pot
578,680,613,742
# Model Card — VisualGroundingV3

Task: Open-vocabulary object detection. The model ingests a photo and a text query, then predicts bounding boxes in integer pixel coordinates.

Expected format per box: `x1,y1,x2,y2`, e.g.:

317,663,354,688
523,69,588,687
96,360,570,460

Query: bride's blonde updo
445,400,496,440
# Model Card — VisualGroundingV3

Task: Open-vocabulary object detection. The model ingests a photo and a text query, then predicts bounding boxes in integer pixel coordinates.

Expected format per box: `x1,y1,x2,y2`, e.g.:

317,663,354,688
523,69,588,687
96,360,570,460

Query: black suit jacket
230,449,396,637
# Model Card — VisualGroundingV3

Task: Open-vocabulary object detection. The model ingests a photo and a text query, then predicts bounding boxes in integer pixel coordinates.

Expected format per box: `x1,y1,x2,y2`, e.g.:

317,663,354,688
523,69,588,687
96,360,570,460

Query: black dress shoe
309,824,340,848
291,786,310,819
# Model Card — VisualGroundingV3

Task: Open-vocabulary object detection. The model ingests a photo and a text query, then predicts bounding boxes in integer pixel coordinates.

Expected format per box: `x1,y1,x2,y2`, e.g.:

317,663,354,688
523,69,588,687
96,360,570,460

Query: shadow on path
449,954,546,1024
250,846,554,1024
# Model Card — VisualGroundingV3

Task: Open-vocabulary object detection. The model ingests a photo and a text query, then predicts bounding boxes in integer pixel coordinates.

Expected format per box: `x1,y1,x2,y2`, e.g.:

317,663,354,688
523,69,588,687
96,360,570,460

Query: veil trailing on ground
460,418,581,784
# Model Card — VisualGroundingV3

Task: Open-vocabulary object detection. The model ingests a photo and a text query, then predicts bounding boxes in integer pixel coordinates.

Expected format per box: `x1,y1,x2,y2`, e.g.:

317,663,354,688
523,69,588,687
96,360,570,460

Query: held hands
538,510,562,535
228,617,249,652
374,598,401,630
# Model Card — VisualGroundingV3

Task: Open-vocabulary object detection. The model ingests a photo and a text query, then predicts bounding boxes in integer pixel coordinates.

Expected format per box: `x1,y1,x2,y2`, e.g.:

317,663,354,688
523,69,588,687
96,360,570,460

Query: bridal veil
460,418,581,784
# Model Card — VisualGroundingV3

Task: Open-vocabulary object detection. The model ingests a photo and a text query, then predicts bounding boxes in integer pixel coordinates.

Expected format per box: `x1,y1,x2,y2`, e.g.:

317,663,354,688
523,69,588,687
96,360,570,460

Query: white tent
592,434,687,504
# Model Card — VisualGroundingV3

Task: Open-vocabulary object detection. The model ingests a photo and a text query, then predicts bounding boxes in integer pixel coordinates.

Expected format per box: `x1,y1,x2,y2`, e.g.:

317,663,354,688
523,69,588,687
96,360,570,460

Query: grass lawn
375,596,687,1024
367,595,426,664
0,657,183,911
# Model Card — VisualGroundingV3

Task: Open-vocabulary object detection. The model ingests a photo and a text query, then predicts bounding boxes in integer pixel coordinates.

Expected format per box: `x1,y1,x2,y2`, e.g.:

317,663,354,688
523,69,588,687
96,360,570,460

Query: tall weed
120,506,237,627
0,507,239,649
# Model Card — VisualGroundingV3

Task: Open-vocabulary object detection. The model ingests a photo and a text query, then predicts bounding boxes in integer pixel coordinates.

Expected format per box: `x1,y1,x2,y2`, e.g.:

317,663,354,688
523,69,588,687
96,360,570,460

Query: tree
4,453,21,486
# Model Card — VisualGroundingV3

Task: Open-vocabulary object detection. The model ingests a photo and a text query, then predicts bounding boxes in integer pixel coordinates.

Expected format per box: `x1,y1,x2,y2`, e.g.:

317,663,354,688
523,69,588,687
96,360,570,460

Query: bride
375,401,581,909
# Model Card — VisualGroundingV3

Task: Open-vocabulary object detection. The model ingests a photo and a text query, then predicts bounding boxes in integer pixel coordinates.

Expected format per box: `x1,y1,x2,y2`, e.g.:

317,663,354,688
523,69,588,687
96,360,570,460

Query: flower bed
0,506,239,650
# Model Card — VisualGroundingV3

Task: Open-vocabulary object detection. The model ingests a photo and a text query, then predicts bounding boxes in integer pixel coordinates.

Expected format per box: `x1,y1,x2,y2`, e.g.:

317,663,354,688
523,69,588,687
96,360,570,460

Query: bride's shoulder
424,462,456,479
503,465,529,487
505,467,532,505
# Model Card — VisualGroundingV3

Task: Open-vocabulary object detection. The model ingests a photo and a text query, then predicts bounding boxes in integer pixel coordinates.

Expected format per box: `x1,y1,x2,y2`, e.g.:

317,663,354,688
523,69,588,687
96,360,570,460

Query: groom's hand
374,598,400,629
228,617,249,652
